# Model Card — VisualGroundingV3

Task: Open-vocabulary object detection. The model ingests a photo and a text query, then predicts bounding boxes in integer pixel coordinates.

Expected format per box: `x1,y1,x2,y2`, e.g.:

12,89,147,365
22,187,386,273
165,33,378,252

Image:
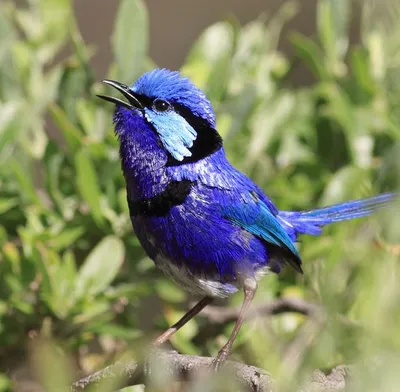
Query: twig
193,297,322,349
71,299,328,391
199,297,322,324
71,351,348,392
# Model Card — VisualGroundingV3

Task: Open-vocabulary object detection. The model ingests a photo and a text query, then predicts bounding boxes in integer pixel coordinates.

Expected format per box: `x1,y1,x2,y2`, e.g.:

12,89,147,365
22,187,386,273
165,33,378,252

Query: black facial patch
132,93,153,108
168,103,223,166
128,180,195,217
132,93,223,166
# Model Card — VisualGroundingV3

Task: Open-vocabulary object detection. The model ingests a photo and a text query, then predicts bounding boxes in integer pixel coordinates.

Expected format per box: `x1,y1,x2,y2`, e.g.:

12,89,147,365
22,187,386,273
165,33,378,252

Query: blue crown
131,68,216,128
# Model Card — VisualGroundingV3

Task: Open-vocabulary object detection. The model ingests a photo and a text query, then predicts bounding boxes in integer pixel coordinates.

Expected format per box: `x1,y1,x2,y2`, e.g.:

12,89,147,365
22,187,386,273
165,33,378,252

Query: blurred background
75,0,322,82
0,0,400,391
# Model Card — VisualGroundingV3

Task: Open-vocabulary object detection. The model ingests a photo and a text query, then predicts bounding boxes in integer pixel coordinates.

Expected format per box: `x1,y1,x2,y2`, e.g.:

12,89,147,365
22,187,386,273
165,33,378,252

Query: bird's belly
131,194,269,298
154,254,240,297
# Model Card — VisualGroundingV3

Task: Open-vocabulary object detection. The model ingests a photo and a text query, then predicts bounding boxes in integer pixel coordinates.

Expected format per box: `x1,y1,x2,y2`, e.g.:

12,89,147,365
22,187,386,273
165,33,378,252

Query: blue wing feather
278,192,395,236
223,197,303,273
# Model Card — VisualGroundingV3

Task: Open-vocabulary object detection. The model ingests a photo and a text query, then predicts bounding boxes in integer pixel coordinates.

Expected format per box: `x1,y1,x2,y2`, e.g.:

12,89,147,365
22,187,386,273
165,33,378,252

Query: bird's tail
278,193,394,238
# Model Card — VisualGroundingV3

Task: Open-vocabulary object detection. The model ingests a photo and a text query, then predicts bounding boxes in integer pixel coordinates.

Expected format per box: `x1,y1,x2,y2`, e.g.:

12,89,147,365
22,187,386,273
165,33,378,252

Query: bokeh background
0,0,400,391
76,0,322,81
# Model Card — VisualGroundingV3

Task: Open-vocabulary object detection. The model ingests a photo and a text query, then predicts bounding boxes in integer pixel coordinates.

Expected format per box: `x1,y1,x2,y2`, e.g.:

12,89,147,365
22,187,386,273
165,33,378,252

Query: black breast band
128,180,195,217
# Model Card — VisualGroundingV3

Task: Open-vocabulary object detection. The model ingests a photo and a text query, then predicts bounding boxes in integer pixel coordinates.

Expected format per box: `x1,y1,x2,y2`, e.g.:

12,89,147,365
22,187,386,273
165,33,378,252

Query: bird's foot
210,348,229,372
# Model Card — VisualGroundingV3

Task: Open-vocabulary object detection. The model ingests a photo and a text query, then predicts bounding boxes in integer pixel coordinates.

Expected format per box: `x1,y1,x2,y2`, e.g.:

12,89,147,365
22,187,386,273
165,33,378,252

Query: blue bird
98,68,393,367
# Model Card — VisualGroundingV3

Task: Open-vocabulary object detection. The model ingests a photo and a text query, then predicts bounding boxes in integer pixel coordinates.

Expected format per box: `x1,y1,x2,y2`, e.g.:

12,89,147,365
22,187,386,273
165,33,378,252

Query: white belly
154,255,240,298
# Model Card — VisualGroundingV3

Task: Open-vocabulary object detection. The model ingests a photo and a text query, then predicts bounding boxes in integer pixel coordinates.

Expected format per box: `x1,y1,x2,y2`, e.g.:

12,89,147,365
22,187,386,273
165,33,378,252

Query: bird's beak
97,79,144,112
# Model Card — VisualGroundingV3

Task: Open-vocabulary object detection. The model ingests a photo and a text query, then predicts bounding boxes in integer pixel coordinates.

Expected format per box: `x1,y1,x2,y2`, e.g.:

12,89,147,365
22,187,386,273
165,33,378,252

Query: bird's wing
222,194,303,273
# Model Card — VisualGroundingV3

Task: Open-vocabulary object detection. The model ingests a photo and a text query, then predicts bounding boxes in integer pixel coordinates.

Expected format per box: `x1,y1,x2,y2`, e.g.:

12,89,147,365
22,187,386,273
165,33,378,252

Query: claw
210,349,229,371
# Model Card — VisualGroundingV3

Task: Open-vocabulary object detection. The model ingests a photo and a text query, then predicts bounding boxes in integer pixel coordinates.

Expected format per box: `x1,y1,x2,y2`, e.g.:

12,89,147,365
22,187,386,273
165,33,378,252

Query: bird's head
98,68,223,164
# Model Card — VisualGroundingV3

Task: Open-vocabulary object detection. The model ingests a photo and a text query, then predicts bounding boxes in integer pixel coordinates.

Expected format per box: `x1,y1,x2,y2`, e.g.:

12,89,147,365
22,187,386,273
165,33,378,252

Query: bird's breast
129,183,270,297
127,179,195,217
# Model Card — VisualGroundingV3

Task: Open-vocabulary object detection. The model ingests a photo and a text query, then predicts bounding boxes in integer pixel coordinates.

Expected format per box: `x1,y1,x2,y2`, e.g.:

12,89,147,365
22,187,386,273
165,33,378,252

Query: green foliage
0,0,399,390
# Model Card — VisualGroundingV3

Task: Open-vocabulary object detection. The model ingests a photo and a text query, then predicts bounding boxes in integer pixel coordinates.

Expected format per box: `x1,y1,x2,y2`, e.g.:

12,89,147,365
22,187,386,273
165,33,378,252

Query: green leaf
112,0,149,82
44,142,65,211
0,6,16,68
36,0,72,62
58,62,90,122
31,340,73,391
317,0,350,72
62,250,77,284
0,102,21,159
0,198,18,215
49,104,83,151
75,236,125,298
182,21,237,103
74,148,104,226
21,117,48,159
351,47,375,97
155,279,185,303
291,32,329,80
9,159,42,205
320,165,370,206
0,373,11,390
47,226,84,251
317,83,357,132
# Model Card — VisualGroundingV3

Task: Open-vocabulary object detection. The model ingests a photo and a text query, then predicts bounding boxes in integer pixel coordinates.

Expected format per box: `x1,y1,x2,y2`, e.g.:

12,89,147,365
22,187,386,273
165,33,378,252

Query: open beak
97,79,144,112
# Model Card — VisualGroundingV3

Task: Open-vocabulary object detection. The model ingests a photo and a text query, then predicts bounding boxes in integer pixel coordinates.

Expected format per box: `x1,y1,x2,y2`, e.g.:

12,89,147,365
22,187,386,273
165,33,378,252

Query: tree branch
71,300,334,391
192,297,323,345
199,297,322,324
71,351,348,392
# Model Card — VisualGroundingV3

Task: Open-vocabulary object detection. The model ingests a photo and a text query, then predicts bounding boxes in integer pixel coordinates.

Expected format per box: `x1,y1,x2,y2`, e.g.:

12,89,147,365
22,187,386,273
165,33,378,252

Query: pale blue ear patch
144,108,197,161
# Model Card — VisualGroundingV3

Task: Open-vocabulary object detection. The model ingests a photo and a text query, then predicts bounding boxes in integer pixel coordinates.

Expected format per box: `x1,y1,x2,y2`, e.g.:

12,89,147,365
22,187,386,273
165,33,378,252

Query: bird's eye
153,99,171,112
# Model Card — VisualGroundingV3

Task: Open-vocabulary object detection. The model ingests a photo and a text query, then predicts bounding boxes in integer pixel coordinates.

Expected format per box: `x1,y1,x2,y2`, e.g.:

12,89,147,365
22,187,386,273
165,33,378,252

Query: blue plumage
131,68,216,127
98,68,394,365
103,68,394,295
144,108,197,161
223,197,302,273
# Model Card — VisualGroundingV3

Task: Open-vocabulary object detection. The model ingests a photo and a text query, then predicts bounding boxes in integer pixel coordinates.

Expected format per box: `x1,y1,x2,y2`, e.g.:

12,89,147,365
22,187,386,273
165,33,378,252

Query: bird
97,68,393,368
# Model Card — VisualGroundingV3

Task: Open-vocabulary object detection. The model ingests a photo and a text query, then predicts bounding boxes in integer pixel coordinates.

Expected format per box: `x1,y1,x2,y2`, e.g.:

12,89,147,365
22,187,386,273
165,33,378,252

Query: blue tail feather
278,193,395,237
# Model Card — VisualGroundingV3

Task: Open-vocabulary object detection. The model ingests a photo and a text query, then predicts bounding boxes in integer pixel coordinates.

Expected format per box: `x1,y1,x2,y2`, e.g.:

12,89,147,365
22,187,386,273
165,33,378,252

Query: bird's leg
153,296,214,346
211,278,257,370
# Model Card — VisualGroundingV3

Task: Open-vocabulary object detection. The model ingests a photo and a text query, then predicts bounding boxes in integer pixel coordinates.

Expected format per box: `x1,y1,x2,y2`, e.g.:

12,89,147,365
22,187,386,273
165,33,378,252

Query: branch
199,297,322,325
71,351,348,392
71,300,332,391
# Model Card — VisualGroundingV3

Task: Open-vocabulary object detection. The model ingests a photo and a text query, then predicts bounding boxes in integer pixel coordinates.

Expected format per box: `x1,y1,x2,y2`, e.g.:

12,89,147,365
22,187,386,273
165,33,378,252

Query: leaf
37,0,72,62
9,158,42,205
317,83,357,132
291,32,329,80
112,0,149,82
317,0,350,71
76,99,97,139
74,147,104,226
0,6,16,67
155,279,185,303
58,62,90,122
350,47,375,97
47,226,84,251
75,236,125,298
62,250,77,285
182,21,237,103
49,104,83,151
21,117,48,159
0,198,18,215
44,142,64,210
320,165,370,206
31,339,73,391
0,102,21,158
